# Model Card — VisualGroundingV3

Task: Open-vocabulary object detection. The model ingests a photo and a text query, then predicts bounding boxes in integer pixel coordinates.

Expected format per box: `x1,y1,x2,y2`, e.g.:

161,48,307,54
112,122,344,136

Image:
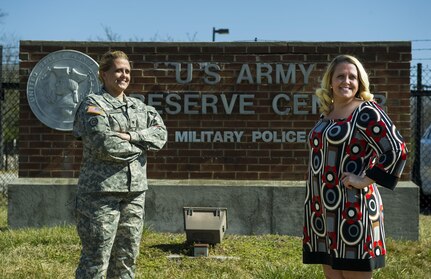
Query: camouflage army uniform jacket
73,89,167,193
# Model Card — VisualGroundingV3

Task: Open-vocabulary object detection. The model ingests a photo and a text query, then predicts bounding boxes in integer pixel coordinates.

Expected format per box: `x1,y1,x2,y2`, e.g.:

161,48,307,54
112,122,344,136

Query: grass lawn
0,195,430,279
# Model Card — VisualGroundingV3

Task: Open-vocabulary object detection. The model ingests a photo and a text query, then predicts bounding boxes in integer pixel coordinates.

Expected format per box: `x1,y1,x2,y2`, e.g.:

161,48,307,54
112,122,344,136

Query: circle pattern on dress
323,166,338,186
311,149,323,174
366,187,380,221
342,155,363,175
326,122,351,145
377,150,396,170
321,183,342,210
311,212,326,237
346,138,367,159
356,107,380,130
340,219,364,246
311,131,322,150
366,120,387,141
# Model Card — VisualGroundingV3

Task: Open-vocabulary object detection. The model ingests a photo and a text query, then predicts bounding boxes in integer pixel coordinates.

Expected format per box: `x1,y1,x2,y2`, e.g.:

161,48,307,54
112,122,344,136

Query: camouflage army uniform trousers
75,191,146,279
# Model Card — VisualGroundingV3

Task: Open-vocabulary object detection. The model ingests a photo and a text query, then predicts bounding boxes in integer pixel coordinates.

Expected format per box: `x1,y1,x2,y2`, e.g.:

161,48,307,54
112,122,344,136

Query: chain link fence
411,63,431,214
0,45,19,207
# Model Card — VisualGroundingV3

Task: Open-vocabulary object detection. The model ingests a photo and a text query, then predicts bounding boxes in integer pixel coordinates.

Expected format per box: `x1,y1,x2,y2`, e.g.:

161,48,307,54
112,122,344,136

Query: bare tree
98,25,122,41
186,32,198,42
1,9,19,185
0,9,7,23
0,9,19,65
90,24,198,42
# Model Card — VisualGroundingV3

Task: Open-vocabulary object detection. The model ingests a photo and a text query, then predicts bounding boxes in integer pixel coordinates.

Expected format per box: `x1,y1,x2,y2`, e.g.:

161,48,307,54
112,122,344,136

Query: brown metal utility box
183,207,228,244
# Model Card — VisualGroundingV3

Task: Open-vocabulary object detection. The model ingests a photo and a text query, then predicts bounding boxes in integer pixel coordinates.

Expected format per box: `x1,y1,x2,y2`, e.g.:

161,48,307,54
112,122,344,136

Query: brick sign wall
19,41,411,181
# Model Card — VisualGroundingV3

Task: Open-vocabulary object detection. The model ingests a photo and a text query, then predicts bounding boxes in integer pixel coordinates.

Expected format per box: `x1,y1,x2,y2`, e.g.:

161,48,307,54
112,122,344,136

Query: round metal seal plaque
27,50,100,131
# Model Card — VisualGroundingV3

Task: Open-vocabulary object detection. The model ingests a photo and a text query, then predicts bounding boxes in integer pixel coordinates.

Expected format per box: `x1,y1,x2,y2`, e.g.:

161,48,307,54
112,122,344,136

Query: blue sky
1,0,431,65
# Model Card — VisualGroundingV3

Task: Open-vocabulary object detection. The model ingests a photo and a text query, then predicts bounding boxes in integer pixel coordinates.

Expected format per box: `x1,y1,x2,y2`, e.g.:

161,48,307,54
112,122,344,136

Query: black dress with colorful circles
303,101,408,271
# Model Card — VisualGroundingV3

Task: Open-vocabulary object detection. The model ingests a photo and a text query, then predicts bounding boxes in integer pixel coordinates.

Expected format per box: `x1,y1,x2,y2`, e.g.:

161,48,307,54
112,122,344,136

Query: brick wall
18,41,411,180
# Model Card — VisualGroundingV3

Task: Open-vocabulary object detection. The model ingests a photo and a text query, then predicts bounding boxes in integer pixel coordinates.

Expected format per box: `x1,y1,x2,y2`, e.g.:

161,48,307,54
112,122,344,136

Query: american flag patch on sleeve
86,106,104,115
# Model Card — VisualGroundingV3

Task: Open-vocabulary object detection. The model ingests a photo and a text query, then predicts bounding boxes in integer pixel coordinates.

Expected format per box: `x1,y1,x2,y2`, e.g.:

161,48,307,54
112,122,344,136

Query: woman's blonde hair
98,50,130,84
316,54,374,115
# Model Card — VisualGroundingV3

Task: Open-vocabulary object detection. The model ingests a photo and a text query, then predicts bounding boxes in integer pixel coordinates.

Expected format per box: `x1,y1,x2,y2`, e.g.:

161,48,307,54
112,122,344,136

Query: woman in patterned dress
303,55,408,279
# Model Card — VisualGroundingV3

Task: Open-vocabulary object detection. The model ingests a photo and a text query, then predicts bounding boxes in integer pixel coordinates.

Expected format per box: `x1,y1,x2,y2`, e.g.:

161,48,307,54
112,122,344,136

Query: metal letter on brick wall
26,50,100,131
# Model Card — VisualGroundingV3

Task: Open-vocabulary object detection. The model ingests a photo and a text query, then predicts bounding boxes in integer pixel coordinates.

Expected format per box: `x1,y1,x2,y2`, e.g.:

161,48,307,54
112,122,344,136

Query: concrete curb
7,179,419,240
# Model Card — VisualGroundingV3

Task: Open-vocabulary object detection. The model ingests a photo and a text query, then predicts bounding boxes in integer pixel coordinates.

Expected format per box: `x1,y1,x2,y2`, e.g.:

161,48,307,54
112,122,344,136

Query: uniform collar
100,88,136,109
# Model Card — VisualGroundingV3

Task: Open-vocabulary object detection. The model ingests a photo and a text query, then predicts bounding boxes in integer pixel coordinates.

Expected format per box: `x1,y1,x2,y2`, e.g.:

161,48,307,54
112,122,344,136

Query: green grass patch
0,202,430,278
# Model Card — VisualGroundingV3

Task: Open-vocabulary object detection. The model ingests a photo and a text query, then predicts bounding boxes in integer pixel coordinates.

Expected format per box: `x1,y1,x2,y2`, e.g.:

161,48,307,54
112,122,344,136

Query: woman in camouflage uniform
73,50,167,278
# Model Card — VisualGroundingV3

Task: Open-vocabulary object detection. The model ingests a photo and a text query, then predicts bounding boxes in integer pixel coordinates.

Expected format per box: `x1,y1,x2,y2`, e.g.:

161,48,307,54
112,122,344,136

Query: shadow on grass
150,242,194,256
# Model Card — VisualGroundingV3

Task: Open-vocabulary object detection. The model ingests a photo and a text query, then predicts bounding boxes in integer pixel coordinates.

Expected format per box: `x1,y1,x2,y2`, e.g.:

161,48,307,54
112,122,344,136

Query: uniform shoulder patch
86,106,104,115
88,117,99,127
